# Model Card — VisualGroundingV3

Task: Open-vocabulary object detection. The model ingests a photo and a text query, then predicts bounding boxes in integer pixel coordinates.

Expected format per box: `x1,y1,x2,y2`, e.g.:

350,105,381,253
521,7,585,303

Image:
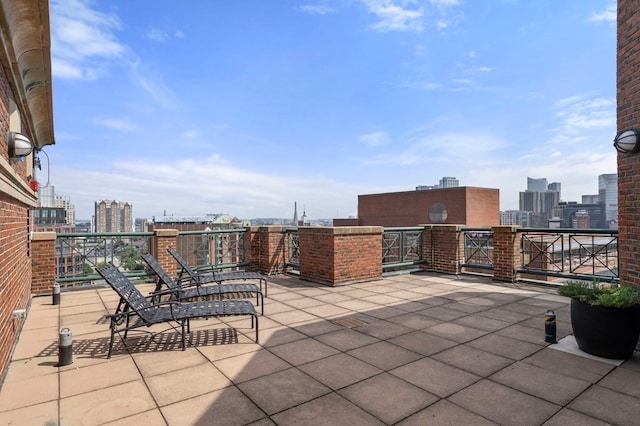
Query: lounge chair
167,247,268,296
96,263,258,358
141,254,264,315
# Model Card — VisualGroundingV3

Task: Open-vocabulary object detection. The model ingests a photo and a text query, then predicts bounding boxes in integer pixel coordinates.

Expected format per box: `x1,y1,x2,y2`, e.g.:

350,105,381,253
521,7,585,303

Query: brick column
299,226,382,286
422,225,463,274
245,226,260,272
151,229,179,273
258,226,286,275
492,226,520,283
617,0,640,286
31,231,56,295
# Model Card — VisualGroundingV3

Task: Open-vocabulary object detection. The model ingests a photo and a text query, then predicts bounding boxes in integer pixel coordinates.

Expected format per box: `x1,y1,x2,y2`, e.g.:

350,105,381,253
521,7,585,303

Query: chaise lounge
97,263,259,358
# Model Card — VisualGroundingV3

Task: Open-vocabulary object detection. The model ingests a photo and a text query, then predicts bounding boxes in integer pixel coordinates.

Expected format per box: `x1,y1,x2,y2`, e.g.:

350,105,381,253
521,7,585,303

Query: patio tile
9,328,58,360
598,366,640,397
237,367,331,415
347,341,423,370
300,353,382,390
386,312,442,330
268,337,340,366
452,313,512,332
133,346,211,377
448,379,560,425
391,358,480,397
543,408,610,426
315,328,380,351
522,348,615,383
257,325,308,348
3,356,58,383
293,319,345,336
335,299,380,312
468,333,544,360
338,373,439,424
303,303,353,319
213,349,291,383
0,371,57,411
477,307,534,323
145,362,232,406
161,385,265,425
354,320,413,340
314,293,354,304
389,330,458,356
489,361,591,405
0,400,58,425
268,309,320,326
424,322,488,343
497,323,549,345
569,385,640,425
398,399,496,426
417,305,468,321
271,392,384,425
432,344,513,376
60,357,140,398
280,296,326,309
107,409,167,425
501,301,551,316
60,380,156,425
364,305,407,320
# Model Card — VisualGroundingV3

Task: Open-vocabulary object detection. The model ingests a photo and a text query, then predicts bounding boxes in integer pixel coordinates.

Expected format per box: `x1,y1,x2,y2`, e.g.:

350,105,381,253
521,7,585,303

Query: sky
46,0,618,221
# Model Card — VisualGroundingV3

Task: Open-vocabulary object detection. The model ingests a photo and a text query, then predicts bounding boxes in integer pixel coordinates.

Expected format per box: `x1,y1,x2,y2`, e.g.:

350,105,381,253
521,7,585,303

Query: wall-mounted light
8,131,35,160
613,128,640,154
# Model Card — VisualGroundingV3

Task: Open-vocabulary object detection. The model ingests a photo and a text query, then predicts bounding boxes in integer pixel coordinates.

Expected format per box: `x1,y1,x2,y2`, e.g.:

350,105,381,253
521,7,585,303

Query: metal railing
519,228,619,283
176,229,249,271
382,227,425,272
461,228,494,270
55,232,153,287
283,227,300,271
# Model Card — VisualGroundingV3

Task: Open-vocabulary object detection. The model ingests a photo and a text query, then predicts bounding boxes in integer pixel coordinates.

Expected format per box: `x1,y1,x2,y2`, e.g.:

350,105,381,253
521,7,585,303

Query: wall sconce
8,131,35,160
613,129,640,154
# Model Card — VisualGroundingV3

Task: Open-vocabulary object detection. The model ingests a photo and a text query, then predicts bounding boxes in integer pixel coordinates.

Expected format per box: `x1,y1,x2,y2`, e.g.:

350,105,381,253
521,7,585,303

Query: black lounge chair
141,254,264,315
167,247,268,296
96,263,258,358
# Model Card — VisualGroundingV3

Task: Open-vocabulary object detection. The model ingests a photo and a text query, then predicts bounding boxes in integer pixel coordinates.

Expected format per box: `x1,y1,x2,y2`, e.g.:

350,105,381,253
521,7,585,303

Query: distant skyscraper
598,174,618,223
582,194,599,204
94,200,133,232
548,182,561,199
55,194,75,225
292,202,298,226
527,177,548,192
38,185,55,207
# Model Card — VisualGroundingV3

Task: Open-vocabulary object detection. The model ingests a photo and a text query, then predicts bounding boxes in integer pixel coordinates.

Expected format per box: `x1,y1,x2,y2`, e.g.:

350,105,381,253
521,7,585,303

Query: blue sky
47,0,617,221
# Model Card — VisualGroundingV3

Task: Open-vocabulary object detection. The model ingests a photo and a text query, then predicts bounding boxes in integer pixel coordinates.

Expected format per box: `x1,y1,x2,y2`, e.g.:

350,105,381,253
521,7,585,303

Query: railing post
492,226,520,283
151,229,179,273
257,226,286,275
299,226,382,286
421,225,463,274
31,231,57,296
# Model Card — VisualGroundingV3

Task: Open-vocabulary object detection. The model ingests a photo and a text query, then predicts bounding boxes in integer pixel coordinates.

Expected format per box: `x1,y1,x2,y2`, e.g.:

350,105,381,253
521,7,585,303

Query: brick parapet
492,226,520,282
31,232,56,295
150,229,179,273
421,225,463,274
257,226,286,275
299,226,382,285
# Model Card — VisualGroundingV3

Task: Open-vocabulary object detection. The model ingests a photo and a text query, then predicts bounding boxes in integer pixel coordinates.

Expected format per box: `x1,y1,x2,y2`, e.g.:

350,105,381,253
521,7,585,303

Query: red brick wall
0,193,32,381
492,226,520,282
299,227,382,285
358,187,499,227
617,0,640,286
421,225,464,274
258,226,285,275
31,232,56,294
150,229,179,274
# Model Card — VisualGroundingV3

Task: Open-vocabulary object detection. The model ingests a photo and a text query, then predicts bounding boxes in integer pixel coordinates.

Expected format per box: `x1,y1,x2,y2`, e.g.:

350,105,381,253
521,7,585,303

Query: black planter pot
570,299,640,359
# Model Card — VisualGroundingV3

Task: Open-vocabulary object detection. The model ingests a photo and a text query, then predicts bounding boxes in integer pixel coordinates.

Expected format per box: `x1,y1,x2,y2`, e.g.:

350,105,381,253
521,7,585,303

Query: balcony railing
462,228,494,270
519,228,619,283
176,229,249,272
283,227,300,271
382,227,425,272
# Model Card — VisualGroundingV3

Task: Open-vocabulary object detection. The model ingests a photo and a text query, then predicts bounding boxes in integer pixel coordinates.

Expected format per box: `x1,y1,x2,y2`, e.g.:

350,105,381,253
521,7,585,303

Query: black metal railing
176,229,248,272
519,228,618,283
461,228,494,270
382,227,425,272
283,227,300,271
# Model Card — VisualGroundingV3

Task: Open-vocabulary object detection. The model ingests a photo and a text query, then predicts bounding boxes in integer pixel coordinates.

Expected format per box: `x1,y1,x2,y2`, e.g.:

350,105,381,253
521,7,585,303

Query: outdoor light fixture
613,128,640,154
7,131,35,160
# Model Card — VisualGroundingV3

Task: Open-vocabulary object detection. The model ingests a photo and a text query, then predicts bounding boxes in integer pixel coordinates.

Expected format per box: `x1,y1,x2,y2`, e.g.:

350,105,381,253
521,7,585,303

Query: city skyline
47,0,616,220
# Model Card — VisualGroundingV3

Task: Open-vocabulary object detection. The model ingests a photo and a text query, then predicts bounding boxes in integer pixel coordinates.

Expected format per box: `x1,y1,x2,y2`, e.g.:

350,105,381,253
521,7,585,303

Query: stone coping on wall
31,231,56,241
153,229,179,237
298,226,383,235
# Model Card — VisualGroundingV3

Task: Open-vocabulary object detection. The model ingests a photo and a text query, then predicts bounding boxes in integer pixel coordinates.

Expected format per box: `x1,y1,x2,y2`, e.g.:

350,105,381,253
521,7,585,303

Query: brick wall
299,227,382,285
257,226,286,275
0,193,32,382
150,229,179,273
31,232,56,294
422,225,463,274
617,0,640,286
492,226,520,282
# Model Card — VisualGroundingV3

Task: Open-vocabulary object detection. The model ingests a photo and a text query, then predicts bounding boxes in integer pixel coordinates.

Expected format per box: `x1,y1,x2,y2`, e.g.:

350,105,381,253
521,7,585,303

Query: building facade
358,186,499,227
0,0,55,382
94,200,133,232
598,173,617,224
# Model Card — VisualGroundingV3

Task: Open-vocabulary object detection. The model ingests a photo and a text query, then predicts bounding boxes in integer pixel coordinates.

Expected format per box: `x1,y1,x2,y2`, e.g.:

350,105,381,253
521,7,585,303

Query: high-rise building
548,182,561,199
527,177,548,192
598,174,618,224
500,210,531,227
38,185,55,207
582,194,599,204
94,200,133,232
519,177,561,226
439,177,459,188
55,195,74,225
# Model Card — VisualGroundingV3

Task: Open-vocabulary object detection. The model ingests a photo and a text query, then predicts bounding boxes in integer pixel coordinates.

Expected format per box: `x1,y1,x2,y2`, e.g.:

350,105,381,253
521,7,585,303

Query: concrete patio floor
0,272,639,425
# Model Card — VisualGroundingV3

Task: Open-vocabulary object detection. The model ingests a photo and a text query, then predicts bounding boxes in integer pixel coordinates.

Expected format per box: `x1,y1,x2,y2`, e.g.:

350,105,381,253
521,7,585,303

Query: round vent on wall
429,202,448,223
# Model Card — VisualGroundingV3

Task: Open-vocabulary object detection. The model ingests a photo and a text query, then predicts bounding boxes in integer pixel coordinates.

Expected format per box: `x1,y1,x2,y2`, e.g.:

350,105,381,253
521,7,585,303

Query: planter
571,299,640,359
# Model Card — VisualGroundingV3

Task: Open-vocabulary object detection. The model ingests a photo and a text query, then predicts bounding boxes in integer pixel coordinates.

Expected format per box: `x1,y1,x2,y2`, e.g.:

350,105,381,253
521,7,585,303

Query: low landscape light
7,131,35,160
613,128,640,154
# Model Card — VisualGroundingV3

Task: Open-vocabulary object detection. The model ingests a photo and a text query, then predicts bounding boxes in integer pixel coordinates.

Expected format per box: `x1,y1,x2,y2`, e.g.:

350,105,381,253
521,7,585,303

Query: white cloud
365,1,424,32
359,131,391,146
589,4,616,24
299,5,334,15
146,29,169,42
94,118,137,131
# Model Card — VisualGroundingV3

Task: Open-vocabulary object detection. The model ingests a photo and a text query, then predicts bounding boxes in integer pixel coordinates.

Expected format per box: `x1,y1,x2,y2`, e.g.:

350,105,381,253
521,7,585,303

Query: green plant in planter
558,280,640,308
558,280,640,359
